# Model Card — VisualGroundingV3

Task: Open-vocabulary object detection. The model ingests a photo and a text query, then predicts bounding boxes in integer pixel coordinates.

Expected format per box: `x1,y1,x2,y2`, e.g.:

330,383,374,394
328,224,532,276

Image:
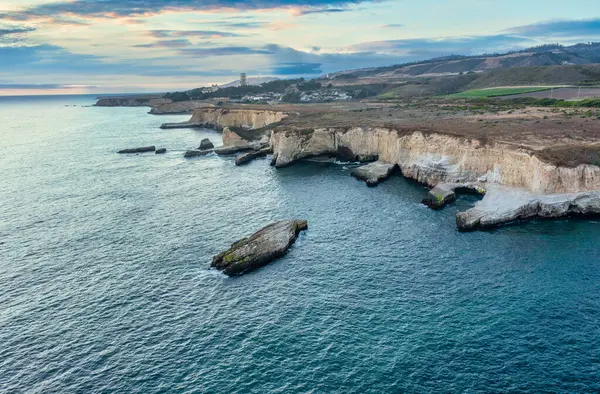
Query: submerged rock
198,138,214,150
155,148,167,154
118,146,156,154
351,161,397,187
211,220,308,276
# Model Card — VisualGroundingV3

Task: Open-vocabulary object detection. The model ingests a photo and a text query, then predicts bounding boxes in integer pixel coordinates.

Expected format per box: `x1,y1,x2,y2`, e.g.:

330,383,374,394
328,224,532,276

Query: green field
448,87,553,98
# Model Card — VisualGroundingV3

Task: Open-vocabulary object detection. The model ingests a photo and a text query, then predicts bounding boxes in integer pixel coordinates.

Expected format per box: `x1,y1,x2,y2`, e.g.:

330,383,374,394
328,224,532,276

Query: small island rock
211,220,308,276
155,148,167,154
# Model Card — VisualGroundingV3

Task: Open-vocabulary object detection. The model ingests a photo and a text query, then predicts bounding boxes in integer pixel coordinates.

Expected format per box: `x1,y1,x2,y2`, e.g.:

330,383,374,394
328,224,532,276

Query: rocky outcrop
155,148,167,154
161,108,287,130
222,127,248,146
270,127,600,194
235,147,272,166
422,183,486,210
211,220,308,276
456,185,600,231
185,146,246,158
118,146,156,154
198,138,214,150
350,161,397,186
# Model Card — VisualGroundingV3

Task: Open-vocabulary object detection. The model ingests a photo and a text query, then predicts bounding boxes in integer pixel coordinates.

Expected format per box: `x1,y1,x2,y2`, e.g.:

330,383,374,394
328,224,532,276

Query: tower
240,73,247,87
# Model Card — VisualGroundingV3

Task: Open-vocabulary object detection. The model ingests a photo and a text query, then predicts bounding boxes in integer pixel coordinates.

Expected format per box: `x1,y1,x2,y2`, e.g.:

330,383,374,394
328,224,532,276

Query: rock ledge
351,161,397,187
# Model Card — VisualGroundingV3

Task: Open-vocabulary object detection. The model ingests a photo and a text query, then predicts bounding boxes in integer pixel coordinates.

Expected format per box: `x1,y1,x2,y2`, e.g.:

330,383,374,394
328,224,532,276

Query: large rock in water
198,138,214,150
211,220,308,276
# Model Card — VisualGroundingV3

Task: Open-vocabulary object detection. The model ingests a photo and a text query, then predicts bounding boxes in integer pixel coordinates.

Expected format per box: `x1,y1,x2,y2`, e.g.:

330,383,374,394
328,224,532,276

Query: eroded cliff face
270,127,600,194
188,108,287,130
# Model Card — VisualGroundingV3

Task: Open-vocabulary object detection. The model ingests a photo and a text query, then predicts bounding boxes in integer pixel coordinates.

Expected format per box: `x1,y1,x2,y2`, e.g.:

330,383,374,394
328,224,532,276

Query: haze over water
1,95,599,393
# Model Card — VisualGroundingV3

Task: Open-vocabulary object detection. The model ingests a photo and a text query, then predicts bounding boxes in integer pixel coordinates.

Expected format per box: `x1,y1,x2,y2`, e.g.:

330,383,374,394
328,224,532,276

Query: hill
377,64,600,100
325,43,600,84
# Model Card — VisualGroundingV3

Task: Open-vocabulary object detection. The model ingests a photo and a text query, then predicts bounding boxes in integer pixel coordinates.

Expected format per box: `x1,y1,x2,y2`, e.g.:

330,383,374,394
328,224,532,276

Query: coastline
110,102,600,231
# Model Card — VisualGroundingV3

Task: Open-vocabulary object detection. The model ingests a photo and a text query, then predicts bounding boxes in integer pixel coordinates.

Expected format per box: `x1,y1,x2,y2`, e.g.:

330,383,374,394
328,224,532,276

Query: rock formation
155,148,167,154
351,161,397,187
149,101,213,115
211,220,308,276
269,126,600,229
235,147,273,166
422,183,486,210
198,138,214,150
160,108,287,130
184,145,255,158
118,146,156,154
456,185,600,231
270,127,600,193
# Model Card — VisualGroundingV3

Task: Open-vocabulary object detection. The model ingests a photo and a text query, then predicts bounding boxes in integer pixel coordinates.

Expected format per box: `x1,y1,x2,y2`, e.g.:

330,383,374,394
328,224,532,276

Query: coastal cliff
270,127,600,194
160,108,288,130
269,126,600,229
149,101,214,114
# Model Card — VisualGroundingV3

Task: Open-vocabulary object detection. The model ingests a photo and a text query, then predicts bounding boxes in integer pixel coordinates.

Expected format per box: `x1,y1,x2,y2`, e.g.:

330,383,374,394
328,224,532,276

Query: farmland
448,87,553,98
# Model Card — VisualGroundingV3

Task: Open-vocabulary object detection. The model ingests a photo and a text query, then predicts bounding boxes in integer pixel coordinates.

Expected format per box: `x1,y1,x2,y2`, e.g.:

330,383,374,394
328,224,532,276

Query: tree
165,92,191,102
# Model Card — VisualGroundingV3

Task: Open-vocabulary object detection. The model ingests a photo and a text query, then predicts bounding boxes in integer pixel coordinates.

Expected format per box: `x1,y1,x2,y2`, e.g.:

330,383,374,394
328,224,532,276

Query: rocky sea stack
211,220,308,276
198,138,214,150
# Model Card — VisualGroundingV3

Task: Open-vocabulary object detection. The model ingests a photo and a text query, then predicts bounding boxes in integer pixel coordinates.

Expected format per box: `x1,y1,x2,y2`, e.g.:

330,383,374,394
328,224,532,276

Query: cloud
133,39,192,49
0,26,35,36
0,83,66,90
179,46,273,56
382,23,403,28
296,8,349,16
263,44,405,75
149,30,245,39
214,22,268,29
507,18,600,38
1,0,377,21
271,62,322,74
0,83,95,90
351,34,529,55
0,44,239,78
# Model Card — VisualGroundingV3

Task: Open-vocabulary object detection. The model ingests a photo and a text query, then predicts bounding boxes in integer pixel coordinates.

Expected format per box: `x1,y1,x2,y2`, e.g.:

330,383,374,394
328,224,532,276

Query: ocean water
1,95,599,393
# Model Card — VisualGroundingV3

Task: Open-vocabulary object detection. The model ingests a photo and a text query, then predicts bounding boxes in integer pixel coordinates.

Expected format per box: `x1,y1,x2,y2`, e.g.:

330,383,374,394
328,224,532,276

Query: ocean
1,95,599,393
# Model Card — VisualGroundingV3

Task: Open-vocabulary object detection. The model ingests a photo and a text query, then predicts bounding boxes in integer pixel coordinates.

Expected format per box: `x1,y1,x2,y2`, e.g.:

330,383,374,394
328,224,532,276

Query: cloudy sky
0,0,599,95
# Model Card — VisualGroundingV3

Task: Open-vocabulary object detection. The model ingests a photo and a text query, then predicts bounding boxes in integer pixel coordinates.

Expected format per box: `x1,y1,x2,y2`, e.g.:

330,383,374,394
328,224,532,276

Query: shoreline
126,104,600,231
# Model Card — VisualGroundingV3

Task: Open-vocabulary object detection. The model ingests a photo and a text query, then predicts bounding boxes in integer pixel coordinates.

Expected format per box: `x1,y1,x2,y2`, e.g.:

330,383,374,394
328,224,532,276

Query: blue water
1,95,599,393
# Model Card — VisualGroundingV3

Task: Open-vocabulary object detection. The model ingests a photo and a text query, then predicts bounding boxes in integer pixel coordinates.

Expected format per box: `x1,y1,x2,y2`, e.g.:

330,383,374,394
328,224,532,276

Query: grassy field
448,87,553,98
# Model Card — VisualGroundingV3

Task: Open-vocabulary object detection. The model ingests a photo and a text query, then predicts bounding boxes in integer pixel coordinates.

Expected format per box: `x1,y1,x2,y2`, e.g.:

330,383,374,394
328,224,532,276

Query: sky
0,0,599,95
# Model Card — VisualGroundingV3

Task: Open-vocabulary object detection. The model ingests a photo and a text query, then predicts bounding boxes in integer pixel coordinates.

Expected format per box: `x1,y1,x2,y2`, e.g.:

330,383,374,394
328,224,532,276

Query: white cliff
161,108,287,130
270,126,600,230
